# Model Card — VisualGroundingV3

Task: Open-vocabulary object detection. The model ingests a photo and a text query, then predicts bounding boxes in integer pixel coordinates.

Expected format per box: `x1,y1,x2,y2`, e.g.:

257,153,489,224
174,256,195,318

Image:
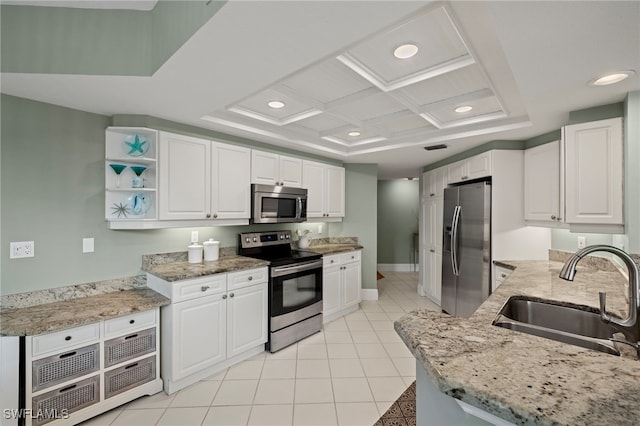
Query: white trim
360,289,379,301
377,263,419,272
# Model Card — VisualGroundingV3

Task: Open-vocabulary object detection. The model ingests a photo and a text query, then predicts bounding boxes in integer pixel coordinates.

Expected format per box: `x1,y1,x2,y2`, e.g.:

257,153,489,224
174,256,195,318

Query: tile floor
81,272,440,426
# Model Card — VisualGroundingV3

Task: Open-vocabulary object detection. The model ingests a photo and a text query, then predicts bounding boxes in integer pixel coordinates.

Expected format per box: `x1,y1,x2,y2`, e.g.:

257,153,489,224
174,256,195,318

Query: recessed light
393,43,419,59
348,131,361,137
589,70,635,86
454,105,473,113
267,100,286,109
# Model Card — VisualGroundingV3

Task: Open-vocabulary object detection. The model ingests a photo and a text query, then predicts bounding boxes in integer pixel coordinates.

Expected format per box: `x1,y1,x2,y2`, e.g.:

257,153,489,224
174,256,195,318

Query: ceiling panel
373,112,436,135
427,96,504,124
231,88,320,125
294,112,352,133
330,92,406,122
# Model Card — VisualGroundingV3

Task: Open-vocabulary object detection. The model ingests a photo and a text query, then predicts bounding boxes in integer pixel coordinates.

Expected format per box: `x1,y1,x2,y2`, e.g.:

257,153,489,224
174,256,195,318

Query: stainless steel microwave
251,184,307,223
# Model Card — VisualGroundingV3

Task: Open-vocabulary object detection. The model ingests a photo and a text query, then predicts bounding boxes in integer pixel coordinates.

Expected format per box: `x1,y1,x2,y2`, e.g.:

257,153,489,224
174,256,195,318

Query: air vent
424,144,447,151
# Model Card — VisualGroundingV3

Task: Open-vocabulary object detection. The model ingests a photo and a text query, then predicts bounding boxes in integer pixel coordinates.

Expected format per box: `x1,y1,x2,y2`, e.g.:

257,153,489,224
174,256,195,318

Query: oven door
270,259,322,330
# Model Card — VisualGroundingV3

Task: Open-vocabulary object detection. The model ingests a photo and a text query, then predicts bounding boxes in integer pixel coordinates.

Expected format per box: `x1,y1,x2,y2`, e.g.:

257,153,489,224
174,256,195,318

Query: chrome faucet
559,245,640,354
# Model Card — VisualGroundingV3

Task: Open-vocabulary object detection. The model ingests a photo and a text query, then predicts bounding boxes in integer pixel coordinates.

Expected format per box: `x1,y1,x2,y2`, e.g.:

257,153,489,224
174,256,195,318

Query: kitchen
1,0,639,425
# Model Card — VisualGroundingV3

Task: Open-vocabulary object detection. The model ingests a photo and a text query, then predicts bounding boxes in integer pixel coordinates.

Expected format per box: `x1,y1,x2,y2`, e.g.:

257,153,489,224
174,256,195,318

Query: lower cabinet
1,309,163,426
147,267,268,394
425,250,442,305
322,251,362,323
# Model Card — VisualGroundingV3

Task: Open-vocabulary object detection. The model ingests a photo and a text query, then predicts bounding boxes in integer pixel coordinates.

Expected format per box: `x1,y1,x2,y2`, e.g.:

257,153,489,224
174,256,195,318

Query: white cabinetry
322,251,362,323
564,117,623,230
302,160,345,220
420,167,445,304
251,150,303,187
446,151,492,184
158,131,250,224
147,267,267,394
2,310,162,426
524,141,562,224
105,127,159,228
493,264,513,292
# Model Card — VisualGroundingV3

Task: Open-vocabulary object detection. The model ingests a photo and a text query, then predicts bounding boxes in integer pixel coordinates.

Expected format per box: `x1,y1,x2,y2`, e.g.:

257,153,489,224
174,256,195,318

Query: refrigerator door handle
451,205,461,276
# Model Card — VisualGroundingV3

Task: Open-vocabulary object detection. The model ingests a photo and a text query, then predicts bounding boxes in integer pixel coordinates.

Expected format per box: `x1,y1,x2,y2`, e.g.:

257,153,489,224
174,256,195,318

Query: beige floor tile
324,331,353,344
77,407,124,425
326,343,358,359
296,359,331,378
345,320,373,332
125,391,175,410
298,331,325,345
402,376,416,387
369,320,395,332
354,343,388,359
202,405,252,426
383,342,414,358
293,403,338,426
297,343,328,359
360,301,384,313
170,380,221,407
226,360,265,380
204,368,228,381
375,400,394,415
110,408,165,425
324,319,349,332
335,402,380,426
254,379,295,404
367,377,408,401
350,331,380,344
261,359,297,379
294,378,334,403
331,378,374,403
266,344,298,360
247,404,294,426
375,330,403,343
360,358,399,377
329,358,365,378
364,312,391,321
392,357,416,377
212,380,259,406
156,407,208,425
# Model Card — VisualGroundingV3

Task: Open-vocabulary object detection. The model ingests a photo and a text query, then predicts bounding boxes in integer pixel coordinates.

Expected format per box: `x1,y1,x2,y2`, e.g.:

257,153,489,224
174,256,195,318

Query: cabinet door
433,168,446,197
524,141,560,222
466,152,492,180
227,284,268,358
342,261,361,309
425,250,442,304
251,150,279,185
446,161,466,184
302,161,325,218
427,199,438,249
423,171,434,198
159,132,211,220
564,118,623,225
170,295,225,380
212,143,250,219
325,166,345,217
434,197,444,252
279,156,303,187
322,264,341,319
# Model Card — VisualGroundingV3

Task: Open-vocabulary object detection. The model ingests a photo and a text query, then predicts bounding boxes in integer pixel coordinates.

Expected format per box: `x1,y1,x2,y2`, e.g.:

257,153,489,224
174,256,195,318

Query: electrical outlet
577,236,586,249
191,231,199,243
10,241,34,259
83,238,95,253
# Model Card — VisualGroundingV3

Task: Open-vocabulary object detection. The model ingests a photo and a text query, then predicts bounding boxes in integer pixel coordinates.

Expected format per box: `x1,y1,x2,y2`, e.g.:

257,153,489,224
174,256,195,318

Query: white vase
298,236,310,249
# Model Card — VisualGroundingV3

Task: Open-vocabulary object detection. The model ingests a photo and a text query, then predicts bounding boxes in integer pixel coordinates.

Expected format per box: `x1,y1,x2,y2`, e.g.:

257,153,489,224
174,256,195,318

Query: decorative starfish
111,202,130,218
124,135,147,156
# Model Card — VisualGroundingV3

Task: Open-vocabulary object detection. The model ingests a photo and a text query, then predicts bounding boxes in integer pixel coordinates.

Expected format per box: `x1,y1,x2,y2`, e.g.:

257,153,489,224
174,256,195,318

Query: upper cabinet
523,117,623,233
424,167,446,198
158,131,250,224
302,160,345,220
524,141,562,223
564,118,623,230
251,150,303,187
446,151,492,184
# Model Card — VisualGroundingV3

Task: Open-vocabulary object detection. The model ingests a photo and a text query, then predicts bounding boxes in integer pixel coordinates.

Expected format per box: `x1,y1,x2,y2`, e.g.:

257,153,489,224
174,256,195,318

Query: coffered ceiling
1,0,638,179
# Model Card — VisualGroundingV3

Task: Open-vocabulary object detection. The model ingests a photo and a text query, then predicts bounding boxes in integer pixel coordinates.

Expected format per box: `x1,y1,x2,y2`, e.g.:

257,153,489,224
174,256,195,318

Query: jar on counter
203,239,220,261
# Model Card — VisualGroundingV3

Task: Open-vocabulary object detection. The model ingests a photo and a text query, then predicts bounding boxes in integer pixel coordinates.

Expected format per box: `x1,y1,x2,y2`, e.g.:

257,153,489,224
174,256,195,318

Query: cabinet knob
129,319,135,324
222,294,227,299
430,193,435,197
330,260,334,264
462,176,468,180
501,273,507,278
430,249,435,253
551,215,557,220
351,256,355,259
248,276,253,281
201,286,210,292
230,293,234,298
206,213,211,218
213,213,218,219
64,336,72,341
557,217,562,221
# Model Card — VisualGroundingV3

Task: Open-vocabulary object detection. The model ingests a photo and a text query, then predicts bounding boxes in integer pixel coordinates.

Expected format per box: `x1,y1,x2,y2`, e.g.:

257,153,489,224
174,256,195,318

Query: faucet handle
599,292,612,323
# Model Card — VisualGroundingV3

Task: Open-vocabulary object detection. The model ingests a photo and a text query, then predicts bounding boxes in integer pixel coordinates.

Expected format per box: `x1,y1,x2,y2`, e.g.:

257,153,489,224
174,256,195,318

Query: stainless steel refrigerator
441,181,491,318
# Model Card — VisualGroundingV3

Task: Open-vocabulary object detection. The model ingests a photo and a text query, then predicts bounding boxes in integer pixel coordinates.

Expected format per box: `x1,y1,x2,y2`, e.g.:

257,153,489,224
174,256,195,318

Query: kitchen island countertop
304,244,363,255
395,260,640,425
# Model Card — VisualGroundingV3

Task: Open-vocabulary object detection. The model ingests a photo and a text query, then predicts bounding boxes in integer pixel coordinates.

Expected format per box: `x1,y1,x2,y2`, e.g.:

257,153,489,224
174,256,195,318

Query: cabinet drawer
32,323,100,358
104,327,156,368
173,275,226,303
341,251,361,264
32,343,100,393
104,355,156,399
495,266,513,283
104,310,156,339
324,254,341,267
32,375,100,426
228,267,268,291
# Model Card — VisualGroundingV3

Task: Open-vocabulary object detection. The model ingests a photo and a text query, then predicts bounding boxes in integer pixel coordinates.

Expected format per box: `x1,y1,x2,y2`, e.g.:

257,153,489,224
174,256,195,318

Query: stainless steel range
239,230,323,352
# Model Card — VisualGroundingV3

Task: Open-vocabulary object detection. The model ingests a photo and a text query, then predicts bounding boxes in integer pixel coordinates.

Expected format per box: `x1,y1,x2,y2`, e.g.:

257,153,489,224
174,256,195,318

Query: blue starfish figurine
124,135,147,156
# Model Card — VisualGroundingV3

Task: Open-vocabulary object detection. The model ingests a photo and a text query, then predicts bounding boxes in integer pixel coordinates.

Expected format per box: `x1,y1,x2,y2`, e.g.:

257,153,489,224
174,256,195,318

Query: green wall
376,180,419,265
330,164,378,290
0,95,350,296
624,91,640,252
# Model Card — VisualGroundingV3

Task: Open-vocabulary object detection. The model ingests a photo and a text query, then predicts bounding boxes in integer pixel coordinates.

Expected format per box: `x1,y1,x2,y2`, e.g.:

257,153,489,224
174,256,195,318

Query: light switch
83,238,95,253
577,236,586,249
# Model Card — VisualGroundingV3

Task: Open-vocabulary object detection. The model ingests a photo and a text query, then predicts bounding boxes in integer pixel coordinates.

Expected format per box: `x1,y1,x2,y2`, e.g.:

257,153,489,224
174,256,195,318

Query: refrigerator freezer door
441,187,459,315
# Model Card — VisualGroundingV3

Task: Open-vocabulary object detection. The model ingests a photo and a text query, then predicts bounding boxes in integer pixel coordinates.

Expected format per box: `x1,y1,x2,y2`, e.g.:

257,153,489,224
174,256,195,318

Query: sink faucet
559,244,640,354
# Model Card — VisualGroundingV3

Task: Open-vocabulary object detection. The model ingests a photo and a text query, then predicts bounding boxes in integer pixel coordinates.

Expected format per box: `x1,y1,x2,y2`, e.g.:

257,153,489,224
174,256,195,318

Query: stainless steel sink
493,296,620,355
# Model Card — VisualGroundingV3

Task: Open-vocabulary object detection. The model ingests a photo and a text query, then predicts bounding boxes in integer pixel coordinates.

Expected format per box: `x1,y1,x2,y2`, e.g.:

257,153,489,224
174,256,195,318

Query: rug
377,271,385,280
374,381,416,426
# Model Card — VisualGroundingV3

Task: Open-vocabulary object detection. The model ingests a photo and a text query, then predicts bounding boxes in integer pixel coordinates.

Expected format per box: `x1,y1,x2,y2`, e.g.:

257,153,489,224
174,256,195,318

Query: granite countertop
143,255,269,282
304,244,363,255
0,288,170,336
395,260,640,425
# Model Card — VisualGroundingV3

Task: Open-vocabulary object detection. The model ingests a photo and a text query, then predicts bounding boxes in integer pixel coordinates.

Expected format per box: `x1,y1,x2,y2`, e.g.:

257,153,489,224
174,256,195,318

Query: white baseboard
377,263,419,272
361,289,379,301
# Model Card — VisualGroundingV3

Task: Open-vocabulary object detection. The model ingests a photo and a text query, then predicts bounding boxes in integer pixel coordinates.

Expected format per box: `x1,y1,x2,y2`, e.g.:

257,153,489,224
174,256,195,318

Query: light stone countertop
0,288,170,336
143,255,269,282
303,244,363,255
395,260,640,425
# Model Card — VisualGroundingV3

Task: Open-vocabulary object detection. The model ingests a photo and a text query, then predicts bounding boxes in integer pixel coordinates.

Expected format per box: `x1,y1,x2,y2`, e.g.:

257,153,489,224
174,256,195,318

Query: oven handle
271,259,323,277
